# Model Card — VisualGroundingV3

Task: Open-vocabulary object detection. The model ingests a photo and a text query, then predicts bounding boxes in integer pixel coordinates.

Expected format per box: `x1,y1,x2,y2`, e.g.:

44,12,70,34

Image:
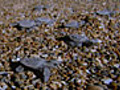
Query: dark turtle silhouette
56,33,102,47
19,57,61,82
11,20,36,30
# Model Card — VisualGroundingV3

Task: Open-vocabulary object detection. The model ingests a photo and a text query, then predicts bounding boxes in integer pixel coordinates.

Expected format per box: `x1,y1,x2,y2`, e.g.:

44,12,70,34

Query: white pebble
86,70,91,74
58,56,63,62
42,54,48,58
114,64,120,68
12,86,16,89
91,49,96,52
102,78,113,84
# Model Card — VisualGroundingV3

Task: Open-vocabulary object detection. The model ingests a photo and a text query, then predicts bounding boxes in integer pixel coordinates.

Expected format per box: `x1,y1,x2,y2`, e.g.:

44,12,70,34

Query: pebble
0,85,8,90
58,56,63,62
102,78,113,85
15,65,24,73
86,85,104,90
114,64,120,68
0,71,11,75
11,57,21,62
11,86,16,89
91,39,102,44
41,54,48,58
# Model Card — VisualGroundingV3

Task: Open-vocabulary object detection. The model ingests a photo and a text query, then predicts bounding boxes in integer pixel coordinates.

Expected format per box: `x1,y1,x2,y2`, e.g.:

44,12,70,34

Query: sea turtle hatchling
19,57,61,82
11,20,36,30
65,21,80,28
56,33,102,47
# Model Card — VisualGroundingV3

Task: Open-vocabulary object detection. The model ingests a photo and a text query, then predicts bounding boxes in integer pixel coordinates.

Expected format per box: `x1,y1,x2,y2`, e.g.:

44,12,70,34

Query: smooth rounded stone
11,86,16,89
41,54,48,58
86,85,104,90
0,71,13,75
91,39,102,44
65,21,79,28
114,64,120,68
11,57,21,62
15,65,24,73
0,84,8,90
102,78,113,85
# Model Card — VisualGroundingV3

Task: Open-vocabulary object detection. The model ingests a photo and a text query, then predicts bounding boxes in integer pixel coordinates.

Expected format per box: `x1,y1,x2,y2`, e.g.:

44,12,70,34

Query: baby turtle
33,5,50,11
35,17,55,26
56,33,101,47
20,57,61,82
65,21,79,28
11,20,36,30
96,9,116,16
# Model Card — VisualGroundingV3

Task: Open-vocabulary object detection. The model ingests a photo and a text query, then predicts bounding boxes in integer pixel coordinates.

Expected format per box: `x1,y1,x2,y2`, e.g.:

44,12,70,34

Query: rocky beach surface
0,0,120,90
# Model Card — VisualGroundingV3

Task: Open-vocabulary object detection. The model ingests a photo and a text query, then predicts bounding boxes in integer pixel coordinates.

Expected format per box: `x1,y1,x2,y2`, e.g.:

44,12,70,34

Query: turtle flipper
43,67,51,82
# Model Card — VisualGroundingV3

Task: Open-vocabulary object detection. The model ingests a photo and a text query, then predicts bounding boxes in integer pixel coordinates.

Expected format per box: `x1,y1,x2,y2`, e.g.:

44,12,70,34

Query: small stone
86,85,104,90
15,65,24,73
0,72,9,75
12,57,21,62
11,86,16,89
58,56,63,62
102,78,113,85
86,70,91,74
114,64,120,68
41,54,48,58
91,39,102,43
